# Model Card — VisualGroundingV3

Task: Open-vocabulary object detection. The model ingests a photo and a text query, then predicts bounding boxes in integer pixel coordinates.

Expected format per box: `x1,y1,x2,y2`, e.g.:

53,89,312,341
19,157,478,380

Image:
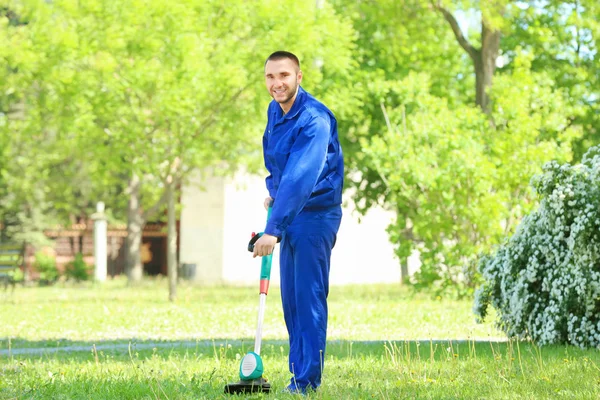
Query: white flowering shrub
474,146,600,348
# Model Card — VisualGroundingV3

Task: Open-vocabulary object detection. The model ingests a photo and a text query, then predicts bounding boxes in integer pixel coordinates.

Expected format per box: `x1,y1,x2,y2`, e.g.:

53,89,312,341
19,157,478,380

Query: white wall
330,200,401,285
221,172,281,285
179,172,225,283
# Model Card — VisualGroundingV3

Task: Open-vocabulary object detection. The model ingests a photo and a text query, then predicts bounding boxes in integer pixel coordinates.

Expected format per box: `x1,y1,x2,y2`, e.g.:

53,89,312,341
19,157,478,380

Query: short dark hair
265,51,300,70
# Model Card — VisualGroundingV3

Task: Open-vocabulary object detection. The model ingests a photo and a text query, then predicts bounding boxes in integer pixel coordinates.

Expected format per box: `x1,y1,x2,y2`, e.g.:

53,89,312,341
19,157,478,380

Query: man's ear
297,70,303,84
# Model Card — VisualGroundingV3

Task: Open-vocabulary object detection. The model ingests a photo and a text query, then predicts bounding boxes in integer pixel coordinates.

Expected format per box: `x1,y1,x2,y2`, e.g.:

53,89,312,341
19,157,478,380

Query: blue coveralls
262,86,344,391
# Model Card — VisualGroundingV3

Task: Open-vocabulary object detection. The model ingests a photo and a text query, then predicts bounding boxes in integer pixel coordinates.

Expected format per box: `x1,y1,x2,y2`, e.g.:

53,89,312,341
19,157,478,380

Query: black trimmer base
224,377,271,394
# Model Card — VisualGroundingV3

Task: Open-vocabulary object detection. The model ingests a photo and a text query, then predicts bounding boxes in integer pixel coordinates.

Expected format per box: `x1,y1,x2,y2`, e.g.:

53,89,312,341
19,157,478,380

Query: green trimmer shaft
224,206,276,394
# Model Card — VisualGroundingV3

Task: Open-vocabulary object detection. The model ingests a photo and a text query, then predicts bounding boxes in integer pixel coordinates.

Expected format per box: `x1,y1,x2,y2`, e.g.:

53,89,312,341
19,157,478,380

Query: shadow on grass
0,337,274,357
1,336,596,362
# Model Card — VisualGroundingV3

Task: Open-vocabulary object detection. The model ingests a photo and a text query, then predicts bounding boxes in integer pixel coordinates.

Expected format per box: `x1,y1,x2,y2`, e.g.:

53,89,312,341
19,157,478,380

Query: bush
34,251,59,284
474,146,600,348
65,253,90,282
9,267,24,283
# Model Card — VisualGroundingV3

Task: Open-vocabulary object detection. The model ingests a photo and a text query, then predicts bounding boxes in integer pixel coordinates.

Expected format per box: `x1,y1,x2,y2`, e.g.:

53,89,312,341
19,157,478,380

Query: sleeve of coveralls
262,133,275,199
264,115,329,238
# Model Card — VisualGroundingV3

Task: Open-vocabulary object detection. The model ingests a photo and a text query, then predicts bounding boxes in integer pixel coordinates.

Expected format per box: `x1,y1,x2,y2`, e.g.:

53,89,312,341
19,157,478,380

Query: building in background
31,223,168,278
179,170,421,286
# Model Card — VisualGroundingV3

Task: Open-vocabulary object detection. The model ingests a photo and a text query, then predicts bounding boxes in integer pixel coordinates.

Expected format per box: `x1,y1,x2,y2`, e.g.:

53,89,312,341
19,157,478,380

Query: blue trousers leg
279,207,342,391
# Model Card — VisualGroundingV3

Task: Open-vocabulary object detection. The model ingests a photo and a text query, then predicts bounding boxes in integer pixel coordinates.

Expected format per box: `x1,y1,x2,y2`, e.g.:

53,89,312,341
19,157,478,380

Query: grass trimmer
224,205,277,394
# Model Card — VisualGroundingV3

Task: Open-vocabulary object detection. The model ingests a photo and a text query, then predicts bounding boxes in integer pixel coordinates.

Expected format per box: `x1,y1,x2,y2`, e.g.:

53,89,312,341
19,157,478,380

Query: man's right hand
252,233,278,258
264,197,273,210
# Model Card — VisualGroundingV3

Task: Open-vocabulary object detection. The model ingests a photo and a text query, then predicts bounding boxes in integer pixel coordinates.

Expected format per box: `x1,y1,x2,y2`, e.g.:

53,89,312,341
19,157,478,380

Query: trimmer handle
247,232,280,252
247,202,279,252
249,204,278,295
248,233,262,252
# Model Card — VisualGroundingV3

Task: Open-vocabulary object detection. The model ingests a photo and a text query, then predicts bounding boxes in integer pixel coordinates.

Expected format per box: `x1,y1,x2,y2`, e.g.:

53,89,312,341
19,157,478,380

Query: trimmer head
224,377,271,394
239,351,264,380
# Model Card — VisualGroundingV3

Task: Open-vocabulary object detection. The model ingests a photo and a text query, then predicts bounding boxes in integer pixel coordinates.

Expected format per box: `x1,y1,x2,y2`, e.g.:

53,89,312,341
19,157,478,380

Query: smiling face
264,58,303,114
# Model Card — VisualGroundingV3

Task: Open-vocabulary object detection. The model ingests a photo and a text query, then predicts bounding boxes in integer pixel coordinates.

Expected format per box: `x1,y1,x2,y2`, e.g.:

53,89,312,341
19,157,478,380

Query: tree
1,3,103,247
330,0,588,293
360,56,578,296
432,0,509,114
65,0,355,292
329,0,472,281
502,0,600,160
2,0,355,300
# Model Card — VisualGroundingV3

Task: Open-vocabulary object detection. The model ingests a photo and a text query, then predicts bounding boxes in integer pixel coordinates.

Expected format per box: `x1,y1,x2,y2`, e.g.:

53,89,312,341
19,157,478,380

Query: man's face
264,58,302,112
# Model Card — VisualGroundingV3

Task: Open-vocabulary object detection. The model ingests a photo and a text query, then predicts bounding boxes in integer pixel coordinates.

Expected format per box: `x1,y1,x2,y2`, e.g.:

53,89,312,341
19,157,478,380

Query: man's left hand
253,233,278,258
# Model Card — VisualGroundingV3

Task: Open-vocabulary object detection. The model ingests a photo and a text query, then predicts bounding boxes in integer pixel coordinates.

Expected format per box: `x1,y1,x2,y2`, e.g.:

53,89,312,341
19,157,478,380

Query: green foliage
360,56,577,296
330,0,472,210
33,251,58,284
329,0,597,297
2,0,598,291
504,0,600,161
64,253,90,282
0,0,356,246
6,265,23,283
0,1,107,239
475,145,600,348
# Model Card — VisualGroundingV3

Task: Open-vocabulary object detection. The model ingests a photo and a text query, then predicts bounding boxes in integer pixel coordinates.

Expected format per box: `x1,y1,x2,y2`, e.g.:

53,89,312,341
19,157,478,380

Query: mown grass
1,279,599,399
0,278,499,346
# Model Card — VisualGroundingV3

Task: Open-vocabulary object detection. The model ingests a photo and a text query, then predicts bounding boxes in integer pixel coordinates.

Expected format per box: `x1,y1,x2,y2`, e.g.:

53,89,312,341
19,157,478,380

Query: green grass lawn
1,279,599,399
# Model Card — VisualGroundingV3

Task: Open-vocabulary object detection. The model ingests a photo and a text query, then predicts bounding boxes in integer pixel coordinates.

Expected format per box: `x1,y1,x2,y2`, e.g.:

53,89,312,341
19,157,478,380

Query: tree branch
190,83,253,141
433,2,479,61
142,157,181,220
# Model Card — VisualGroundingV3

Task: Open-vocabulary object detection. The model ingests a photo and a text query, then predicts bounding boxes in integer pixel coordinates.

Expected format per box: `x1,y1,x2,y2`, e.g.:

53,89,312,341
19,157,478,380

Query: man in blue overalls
252,51,344,394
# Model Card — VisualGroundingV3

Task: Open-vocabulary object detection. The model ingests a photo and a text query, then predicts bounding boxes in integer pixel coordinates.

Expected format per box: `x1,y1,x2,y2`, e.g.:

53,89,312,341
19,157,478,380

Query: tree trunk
436,4,501,114
167,181,177,302
400,258,409,284
125,159,179,285
126,173,145,282
399,218,414,285
475,21,501,113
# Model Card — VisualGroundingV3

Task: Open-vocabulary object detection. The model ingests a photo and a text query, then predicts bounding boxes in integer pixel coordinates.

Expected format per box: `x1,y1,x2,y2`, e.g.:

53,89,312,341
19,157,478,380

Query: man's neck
280,88,300,114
